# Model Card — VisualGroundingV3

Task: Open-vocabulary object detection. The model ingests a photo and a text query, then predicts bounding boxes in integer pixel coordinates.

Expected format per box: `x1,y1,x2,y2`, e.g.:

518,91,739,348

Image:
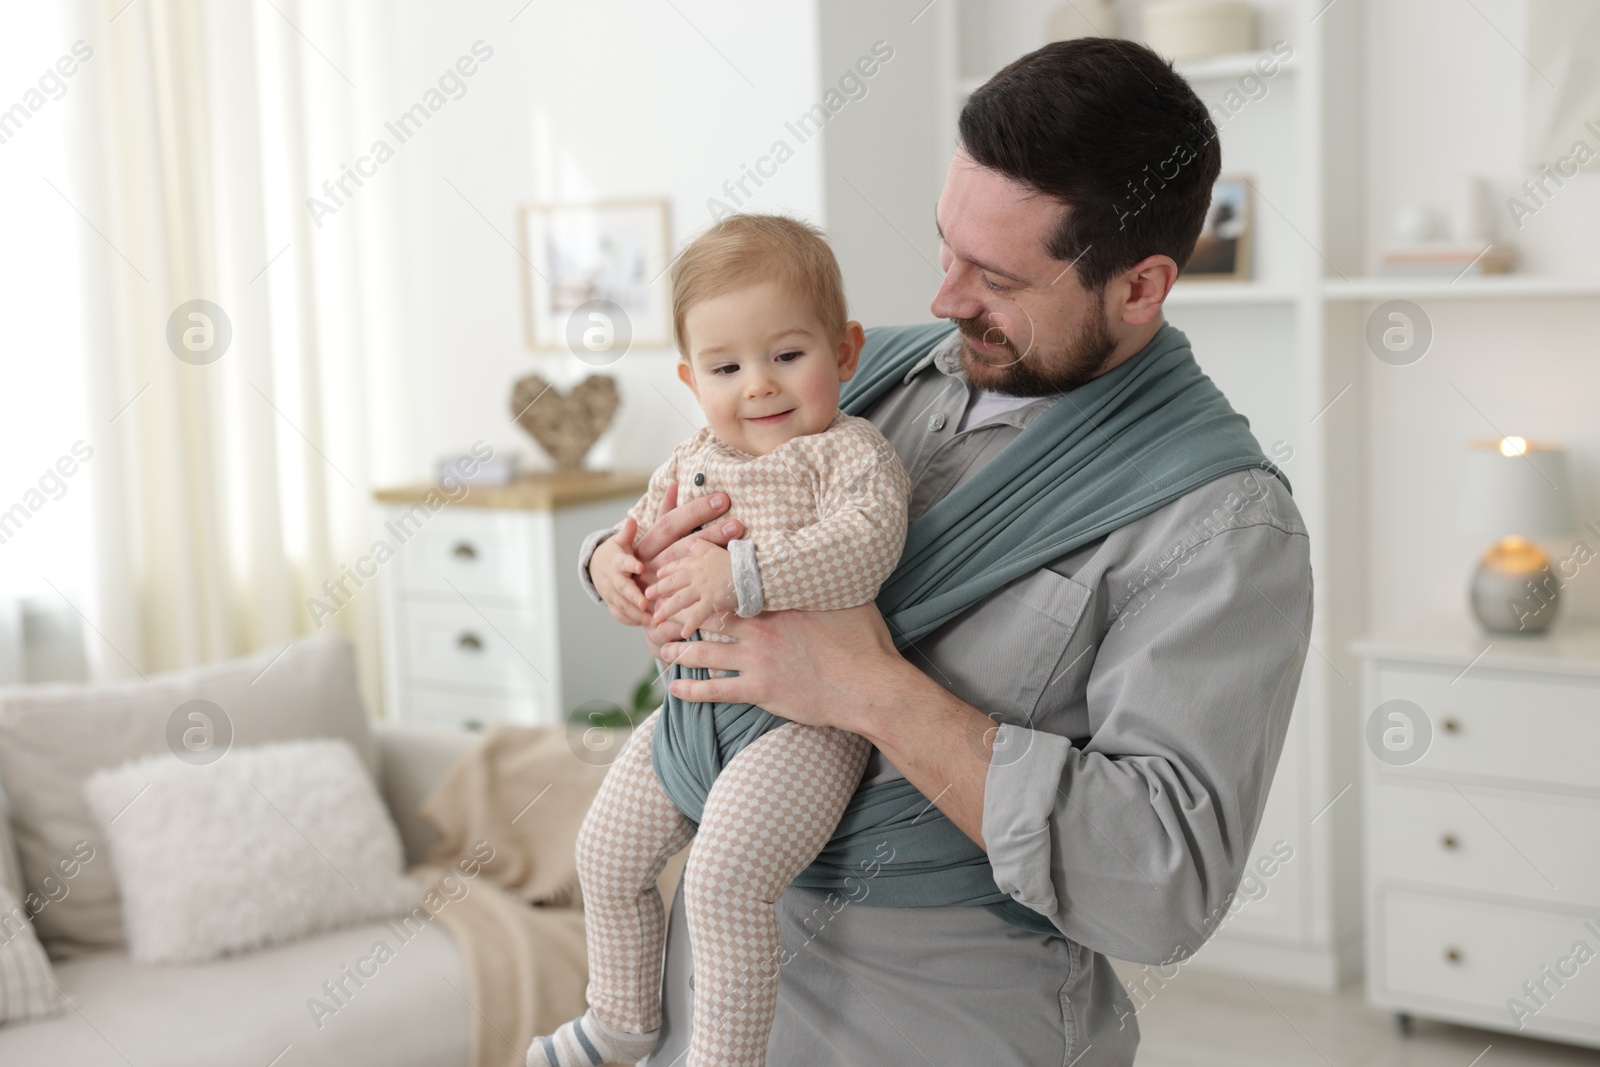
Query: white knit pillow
84,739,420,965
0,885,65,1024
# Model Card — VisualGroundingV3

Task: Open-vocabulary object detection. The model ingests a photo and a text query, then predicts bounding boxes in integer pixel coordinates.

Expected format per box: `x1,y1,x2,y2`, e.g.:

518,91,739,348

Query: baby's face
676,280,861,456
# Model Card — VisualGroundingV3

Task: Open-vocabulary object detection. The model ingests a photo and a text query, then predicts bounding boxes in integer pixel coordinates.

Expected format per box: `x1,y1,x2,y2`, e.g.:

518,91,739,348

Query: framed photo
518,199,673,352
1182,177,1252,281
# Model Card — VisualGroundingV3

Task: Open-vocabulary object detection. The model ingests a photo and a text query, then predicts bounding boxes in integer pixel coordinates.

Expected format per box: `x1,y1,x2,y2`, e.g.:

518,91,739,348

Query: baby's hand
645,538,737,639
591,518,650,626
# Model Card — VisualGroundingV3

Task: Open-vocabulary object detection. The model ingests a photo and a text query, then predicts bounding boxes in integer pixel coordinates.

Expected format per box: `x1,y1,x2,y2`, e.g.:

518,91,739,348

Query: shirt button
929,413,947,432
693,472,705,486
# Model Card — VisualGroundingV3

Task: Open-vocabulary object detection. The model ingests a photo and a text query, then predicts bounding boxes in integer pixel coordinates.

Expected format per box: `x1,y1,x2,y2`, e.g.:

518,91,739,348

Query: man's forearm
855,658,995,850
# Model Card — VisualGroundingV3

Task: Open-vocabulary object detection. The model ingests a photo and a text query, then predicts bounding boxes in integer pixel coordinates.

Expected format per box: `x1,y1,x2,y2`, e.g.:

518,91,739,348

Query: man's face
930,148,1120,396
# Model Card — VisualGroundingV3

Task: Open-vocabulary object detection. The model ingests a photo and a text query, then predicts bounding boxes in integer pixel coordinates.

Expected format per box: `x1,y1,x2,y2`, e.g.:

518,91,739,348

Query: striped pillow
0,885,64,1025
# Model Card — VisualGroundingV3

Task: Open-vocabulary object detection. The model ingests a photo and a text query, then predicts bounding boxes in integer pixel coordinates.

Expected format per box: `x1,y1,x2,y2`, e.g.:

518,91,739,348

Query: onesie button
693,472,706,486
929,412,947,431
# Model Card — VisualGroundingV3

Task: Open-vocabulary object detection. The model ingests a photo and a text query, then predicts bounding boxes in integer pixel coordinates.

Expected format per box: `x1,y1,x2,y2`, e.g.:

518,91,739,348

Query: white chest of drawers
373,471,649,731
1354,620,1600,1050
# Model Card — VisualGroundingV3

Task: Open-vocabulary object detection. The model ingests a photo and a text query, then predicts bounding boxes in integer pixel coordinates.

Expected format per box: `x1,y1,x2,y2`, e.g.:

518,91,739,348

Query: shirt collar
901,327,963,384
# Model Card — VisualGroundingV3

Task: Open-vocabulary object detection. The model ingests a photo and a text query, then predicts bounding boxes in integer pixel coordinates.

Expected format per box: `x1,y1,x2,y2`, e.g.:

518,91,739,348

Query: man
578,38,1311,1066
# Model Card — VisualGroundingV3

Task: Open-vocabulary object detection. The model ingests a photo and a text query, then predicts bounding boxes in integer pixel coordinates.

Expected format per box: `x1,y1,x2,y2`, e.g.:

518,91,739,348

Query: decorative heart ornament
509,373,620,471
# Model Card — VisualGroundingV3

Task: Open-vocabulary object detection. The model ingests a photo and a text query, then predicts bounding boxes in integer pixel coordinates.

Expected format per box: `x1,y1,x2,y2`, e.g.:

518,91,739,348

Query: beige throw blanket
413,724,686,1067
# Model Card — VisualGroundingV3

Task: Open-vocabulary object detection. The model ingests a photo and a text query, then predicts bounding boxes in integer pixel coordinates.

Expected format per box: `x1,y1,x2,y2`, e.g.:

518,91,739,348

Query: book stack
1376,244,1517,277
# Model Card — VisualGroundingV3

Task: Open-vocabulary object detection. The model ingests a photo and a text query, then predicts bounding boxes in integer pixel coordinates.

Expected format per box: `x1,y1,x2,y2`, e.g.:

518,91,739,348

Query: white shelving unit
821,0,1599,993
1323,276,1600,301
1166,283,1298,306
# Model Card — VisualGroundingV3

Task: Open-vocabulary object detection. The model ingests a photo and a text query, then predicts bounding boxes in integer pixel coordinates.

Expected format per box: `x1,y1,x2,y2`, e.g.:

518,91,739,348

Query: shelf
1323,276,1600,301
1165,282,1297,307
958,49,1297,99
1352,616,1600,679
1174,50,1298,82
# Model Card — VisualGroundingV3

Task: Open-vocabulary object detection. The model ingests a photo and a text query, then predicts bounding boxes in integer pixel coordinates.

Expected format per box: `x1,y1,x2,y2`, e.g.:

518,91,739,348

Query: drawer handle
1440,833,1459,850
452,541,479,561
462,719,486,732
457,632,484,652
1442,718,1460,734
1444,947,1463,965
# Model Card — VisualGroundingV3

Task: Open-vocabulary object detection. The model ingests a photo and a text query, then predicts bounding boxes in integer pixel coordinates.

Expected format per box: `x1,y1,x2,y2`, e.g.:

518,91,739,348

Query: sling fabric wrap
651,322,1287,936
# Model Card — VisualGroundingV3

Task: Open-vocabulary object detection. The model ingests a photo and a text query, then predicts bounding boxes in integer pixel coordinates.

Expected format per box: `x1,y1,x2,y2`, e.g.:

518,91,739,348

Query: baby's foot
527,1009,660,1066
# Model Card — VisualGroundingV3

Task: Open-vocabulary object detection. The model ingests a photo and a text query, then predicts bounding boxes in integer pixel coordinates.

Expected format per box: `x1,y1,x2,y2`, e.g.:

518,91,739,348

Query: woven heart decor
509,373,620,471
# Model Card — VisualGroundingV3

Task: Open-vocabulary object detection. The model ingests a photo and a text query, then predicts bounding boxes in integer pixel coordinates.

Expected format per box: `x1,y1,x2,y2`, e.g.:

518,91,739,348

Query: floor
1113,962,1597,1067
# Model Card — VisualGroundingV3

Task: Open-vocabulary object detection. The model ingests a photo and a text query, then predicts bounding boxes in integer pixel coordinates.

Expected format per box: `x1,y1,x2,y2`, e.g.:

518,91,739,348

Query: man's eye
981,276,1009,294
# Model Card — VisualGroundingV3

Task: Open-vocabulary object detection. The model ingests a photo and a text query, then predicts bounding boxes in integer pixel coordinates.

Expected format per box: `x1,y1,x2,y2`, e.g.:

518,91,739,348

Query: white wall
816,0,946,329
356,1,826,484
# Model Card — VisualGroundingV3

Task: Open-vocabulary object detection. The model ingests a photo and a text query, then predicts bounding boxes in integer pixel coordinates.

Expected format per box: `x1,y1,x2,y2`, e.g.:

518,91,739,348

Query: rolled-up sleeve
981,520,1312,964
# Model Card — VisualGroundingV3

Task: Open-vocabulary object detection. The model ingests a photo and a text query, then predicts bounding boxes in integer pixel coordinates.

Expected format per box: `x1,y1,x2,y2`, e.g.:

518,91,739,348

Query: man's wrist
854,652,995,849
855,654,941,749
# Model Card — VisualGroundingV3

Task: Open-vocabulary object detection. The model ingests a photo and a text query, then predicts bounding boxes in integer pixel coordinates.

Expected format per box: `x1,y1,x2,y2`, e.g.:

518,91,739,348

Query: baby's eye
711,364,738,375
776,350,804,362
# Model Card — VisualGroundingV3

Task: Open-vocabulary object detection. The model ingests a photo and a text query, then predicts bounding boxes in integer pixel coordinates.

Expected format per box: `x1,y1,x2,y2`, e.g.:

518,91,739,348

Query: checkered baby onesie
625,408,911,615
547,411,911,1067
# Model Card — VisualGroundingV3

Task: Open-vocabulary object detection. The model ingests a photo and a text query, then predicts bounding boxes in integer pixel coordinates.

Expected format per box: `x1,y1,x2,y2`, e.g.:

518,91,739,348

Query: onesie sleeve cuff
577,525,619,606
729,539,764,617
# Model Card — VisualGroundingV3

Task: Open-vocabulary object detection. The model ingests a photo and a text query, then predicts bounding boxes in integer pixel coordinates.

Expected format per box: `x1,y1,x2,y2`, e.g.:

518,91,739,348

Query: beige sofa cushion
0,917,466,1066
0,634,374,956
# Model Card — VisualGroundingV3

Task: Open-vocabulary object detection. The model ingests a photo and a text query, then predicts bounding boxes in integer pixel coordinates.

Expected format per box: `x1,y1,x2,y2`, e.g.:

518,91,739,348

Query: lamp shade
1452,439,1578,540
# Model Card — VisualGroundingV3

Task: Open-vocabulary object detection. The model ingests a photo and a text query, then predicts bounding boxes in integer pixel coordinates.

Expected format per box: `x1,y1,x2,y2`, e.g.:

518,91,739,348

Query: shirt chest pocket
915,567,1093,726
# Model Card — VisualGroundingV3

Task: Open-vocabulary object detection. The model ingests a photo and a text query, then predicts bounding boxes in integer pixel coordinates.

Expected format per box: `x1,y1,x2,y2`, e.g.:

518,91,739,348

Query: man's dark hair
958,37,1221,290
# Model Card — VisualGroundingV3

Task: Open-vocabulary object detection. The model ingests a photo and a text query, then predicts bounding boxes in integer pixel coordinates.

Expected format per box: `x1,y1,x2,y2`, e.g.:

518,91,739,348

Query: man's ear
1107,255,1178,328
836,321,866,382
676,359,698,399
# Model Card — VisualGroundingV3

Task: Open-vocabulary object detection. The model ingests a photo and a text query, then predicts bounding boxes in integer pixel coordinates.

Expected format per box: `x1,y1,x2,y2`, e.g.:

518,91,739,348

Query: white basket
1142,1,1257,61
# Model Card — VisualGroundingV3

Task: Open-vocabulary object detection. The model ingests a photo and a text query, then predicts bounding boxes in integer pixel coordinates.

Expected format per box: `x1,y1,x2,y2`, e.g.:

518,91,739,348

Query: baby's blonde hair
670,214,847,360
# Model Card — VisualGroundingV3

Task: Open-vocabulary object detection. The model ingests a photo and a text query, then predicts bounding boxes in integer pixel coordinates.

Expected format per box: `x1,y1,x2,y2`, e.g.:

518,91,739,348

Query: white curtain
78,0,413,706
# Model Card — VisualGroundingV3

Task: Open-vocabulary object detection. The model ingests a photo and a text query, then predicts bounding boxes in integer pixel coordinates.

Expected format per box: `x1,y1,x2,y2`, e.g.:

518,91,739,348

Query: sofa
0,635,651,1067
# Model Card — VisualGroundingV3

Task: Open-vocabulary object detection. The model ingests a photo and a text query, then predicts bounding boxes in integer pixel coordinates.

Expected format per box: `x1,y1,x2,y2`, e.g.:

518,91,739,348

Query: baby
529,215,911,1067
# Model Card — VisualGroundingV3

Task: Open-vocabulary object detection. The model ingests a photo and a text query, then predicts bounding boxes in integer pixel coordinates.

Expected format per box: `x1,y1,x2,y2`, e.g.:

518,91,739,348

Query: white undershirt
957,389,1040,433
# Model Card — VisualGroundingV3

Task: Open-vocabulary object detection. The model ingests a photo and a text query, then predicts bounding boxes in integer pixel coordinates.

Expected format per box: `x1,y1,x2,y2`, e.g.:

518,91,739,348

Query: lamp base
1468,536,1561,634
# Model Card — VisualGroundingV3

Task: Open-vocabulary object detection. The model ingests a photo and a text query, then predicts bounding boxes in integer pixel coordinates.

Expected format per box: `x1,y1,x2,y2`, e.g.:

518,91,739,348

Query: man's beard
952,298,1118,397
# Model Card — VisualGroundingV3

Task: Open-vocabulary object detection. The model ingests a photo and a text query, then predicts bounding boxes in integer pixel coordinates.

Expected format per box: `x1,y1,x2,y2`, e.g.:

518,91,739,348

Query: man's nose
930,261,983,321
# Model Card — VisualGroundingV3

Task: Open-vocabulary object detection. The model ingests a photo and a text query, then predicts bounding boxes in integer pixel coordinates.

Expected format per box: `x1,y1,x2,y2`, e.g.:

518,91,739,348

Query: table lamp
1452,437,1577,634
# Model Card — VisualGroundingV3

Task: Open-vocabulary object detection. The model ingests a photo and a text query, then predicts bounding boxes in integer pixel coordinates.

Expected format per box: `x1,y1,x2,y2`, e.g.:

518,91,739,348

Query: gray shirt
580,327,1313,1066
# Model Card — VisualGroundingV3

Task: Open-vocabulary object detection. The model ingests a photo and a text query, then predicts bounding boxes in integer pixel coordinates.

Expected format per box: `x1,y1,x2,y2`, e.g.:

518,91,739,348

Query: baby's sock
526,1009,660,1067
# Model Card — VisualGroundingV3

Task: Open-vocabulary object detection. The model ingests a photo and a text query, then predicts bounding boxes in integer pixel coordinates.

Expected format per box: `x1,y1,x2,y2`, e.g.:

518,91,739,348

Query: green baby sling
650,321,1286,937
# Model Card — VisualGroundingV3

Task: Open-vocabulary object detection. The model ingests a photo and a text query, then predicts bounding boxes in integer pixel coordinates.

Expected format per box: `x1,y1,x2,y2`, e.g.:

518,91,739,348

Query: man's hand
646,539,737,639
624,480,745,660
590,518,650,626
633,482,744,588
660,605,995,849
659,604,901,730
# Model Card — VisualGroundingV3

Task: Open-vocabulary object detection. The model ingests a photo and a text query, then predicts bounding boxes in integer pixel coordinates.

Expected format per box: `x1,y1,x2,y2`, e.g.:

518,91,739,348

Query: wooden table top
373,469,651,510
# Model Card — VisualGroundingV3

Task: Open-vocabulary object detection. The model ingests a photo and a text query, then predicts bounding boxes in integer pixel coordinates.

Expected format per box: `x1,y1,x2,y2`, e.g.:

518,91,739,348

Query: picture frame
1182,176,1252,282
518,198,673,352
